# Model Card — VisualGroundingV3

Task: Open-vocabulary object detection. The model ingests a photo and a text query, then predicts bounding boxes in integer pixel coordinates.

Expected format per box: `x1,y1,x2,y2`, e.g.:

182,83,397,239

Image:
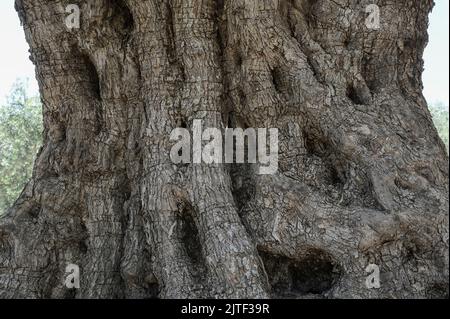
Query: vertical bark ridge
171,0,269,298
0,0,447,299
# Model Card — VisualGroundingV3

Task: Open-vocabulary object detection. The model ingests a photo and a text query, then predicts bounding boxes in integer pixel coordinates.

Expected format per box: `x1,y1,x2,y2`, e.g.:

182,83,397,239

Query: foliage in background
0,79,43,215
0,80,448,215
429,102,449,153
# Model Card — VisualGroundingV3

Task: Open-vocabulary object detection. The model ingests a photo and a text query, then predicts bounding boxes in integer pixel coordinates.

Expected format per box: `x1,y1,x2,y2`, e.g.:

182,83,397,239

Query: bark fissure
0,0,448,299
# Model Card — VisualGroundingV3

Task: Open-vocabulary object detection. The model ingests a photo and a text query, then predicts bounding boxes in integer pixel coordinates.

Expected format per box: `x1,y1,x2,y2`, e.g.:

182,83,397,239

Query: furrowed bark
0,0,448,299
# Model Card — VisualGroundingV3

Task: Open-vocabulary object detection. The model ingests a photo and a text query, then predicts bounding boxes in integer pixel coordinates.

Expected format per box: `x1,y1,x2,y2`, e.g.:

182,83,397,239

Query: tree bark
0,0,448,299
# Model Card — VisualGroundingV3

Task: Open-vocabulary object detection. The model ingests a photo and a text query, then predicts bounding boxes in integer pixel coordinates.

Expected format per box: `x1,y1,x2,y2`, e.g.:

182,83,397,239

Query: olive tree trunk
0,0,448,299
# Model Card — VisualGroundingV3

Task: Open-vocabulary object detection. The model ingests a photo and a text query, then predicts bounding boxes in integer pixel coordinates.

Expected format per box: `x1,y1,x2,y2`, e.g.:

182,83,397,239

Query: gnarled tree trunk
0,0,448,298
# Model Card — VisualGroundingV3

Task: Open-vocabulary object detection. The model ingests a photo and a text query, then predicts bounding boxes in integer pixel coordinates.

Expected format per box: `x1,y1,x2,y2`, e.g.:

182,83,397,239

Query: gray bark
0,0,448,299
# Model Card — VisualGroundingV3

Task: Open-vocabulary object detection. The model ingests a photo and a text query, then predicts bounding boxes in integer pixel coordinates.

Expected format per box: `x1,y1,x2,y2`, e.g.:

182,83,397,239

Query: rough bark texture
0,0,448,299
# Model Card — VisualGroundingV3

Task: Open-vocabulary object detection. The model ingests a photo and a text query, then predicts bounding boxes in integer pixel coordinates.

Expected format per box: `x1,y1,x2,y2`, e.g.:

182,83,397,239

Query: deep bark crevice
0,0,447,299
107,0,134,38
80,54,102,100
259,248,342,298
